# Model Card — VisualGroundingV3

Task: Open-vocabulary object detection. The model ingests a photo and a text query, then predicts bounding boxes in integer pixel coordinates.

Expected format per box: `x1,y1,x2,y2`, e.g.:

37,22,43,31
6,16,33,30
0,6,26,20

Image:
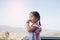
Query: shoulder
32,23,41,28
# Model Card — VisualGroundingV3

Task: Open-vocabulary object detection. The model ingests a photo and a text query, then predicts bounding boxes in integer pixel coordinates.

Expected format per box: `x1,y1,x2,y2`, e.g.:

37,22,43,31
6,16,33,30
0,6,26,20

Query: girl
22,11,42,40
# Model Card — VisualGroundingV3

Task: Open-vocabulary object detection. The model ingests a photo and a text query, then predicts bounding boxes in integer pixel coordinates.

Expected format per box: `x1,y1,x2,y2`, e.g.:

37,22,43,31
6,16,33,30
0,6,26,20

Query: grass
0,31,60,40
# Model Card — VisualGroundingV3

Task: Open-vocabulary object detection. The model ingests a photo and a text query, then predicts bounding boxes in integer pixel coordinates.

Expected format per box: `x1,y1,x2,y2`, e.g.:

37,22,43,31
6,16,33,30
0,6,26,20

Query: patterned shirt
28,23,41,40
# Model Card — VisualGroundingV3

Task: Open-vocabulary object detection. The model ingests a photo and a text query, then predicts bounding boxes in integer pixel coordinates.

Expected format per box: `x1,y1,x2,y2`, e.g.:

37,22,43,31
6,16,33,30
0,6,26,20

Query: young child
22,11,42,40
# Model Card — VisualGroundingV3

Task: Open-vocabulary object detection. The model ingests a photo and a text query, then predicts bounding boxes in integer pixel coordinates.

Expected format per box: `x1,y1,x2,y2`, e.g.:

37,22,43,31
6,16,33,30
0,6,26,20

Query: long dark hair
30,11,41,26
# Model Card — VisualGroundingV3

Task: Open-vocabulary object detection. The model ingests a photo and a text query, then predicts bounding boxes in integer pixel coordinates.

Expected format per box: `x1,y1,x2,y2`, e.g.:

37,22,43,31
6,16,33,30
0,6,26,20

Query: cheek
31,17,35,21
29,17,33,20
30,17,33,20
29,16,31,19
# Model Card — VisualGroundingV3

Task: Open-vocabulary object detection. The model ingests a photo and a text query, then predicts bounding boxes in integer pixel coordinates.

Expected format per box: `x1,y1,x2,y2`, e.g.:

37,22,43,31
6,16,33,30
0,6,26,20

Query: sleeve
32,24,40,28
32,24,42,32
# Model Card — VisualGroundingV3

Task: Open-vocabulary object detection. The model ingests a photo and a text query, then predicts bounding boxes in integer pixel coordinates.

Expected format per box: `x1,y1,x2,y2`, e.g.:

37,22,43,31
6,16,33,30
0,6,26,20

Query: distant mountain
0,25,60,34
41,28,60,34
0,25,26,33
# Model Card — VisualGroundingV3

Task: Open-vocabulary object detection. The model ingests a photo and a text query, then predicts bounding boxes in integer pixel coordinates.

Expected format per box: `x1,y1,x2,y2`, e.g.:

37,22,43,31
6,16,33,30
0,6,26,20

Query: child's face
29,13,37,23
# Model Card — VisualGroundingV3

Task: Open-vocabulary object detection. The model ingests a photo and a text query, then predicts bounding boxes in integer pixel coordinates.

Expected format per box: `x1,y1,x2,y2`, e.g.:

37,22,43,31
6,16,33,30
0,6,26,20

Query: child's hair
30,11,41,26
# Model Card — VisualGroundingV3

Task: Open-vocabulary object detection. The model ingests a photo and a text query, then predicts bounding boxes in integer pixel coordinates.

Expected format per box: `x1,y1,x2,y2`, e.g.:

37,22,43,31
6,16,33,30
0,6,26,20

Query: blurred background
0,0,60,40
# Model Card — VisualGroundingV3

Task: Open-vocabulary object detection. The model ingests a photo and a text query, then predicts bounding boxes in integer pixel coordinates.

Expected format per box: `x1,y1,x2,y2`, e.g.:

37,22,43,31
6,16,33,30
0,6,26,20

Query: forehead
29,13,34,16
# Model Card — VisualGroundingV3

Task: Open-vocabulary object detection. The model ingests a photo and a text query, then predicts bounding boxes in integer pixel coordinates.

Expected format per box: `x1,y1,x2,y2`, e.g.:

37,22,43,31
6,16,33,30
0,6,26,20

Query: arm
26,20,36,32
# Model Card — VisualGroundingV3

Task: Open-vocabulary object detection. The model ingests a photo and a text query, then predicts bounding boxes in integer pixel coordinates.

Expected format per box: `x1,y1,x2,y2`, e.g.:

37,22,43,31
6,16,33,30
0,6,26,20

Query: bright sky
0,0,60,30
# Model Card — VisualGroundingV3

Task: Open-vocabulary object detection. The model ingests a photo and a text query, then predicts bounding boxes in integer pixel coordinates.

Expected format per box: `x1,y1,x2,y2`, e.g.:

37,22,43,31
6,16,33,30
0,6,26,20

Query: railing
22,36,60,40
41,37,60,40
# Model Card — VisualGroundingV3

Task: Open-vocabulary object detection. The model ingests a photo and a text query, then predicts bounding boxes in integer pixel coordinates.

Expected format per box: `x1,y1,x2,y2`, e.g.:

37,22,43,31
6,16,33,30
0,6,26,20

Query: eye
31,16,33,17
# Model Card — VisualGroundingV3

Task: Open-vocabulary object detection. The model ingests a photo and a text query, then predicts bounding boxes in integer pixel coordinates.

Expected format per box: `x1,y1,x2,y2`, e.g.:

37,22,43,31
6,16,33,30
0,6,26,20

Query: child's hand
26,20,31,24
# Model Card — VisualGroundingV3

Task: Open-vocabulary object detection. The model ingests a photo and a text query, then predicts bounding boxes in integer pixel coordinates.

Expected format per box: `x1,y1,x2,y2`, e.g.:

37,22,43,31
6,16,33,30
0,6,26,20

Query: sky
0,0,60,30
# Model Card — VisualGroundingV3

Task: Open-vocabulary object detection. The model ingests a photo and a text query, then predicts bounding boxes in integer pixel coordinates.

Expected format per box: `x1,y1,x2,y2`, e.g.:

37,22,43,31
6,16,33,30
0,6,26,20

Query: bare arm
26,20,36,32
